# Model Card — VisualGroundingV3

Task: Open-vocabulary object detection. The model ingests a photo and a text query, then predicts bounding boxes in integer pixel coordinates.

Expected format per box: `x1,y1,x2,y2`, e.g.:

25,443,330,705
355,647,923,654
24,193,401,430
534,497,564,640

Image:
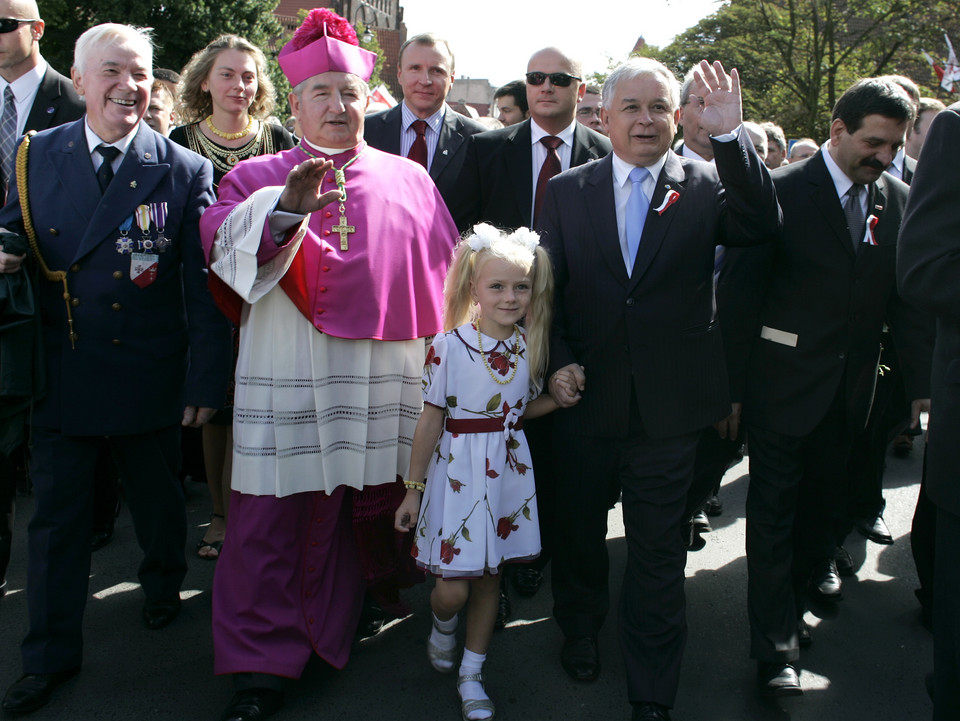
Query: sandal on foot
458,672,495,721
427,615,458,673
196,513,225,560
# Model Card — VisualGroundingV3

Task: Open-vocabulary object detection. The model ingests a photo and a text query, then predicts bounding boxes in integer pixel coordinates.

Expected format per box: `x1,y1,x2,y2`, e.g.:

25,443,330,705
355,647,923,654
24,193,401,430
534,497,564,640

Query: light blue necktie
625,166,650,273
0,86,18,188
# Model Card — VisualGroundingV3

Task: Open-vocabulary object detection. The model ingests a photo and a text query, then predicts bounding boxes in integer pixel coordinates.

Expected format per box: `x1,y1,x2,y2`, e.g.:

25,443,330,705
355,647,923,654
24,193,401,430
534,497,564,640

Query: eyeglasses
0,18,38,33
525,71,581,87
577,107,601,118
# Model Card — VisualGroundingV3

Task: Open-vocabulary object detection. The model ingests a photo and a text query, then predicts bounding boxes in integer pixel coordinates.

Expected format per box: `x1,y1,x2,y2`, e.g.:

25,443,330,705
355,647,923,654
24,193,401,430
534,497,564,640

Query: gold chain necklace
298,142,366,250
205,114,256,140
191,122,266,175
477,324,521,385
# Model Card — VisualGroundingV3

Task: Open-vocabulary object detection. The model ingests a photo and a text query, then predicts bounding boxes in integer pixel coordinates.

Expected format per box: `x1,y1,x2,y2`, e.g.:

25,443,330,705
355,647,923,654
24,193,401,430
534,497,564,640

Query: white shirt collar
530,118,576,148
611,151,669,190
400,101,445,135
0,59,46,99
83,119,140,158
822,139,859,200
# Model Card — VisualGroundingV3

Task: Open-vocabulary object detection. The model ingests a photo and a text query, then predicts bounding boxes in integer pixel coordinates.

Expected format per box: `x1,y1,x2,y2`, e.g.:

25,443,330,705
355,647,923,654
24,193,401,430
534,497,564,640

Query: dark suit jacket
900,154,917,184
363,103,486,210
0,119,231,436
720,150,932,439
898,101,960,515
449,119,611,232
22,65,85,133
538,132,781,439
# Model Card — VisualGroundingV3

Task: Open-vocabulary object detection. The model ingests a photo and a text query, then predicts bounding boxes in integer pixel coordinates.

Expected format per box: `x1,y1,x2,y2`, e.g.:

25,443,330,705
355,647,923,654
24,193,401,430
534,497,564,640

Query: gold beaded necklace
205,114,256,140
477,324,521,385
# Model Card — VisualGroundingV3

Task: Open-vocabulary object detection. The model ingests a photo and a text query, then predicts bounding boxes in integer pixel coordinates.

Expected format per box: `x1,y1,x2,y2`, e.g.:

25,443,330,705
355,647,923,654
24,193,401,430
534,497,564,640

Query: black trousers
21,425,185,674
551,400,698,708
933,505,960,719
746,390,853,663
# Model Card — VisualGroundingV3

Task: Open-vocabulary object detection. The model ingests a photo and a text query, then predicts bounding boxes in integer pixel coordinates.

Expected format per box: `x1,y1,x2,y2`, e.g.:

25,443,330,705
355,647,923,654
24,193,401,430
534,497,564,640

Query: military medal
115,215,134,254
135,204,154,251
130,252,158,288
150,202,170,251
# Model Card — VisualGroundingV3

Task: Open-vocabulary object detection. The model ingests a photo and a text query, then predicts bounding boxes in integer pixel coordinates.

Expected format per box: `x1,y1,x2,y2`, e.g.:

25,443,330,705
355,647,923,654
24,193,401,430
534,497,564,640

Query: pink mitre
278,7,377,86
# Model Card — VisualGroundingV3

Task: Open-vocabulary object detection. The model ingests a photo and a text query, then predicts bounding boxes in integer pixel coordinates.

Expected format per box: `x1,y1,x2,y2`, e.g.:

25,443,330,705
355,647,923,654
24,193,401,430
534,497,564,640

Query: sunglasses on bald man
0,18,38,33
525,71,581,87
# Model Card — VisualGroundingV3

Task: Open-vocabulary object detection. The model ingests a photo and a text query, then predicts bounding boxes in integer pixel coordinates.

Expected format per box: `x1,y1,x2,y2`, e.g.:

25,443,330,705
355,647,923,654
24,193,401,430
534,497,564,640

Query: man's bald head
0,0,44,82
525,47,585,133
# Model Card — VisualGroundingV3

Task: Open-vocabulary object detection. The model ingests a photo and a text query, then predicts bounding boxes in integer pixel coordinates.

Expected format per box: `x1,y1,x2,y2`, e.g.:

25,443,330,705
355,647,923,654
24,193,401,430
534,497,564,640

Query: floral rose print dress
412,322,540,578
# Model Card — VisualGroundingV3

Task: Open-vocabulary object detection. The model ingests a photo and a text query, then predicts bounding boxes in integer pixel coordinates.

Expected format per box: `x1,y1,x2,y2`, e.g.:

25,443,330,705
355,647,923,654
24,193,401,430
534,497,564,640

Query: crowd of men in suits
0,3,956,720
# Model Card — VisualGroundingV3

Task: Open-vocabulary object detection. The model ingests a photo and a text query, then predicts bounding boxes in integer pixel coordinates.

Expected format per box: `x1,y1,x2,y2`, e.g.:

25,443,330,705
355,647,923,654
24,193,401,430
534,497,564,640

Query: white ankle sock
428,613,458,671
458,649,492,720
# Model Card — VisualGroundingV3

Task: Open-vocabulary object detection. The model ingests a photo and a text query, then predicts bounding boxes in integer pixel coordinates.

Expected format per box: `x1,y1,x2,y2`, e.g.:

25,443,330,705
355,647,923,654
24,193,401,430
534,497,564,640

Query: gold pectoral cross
332,213,356,251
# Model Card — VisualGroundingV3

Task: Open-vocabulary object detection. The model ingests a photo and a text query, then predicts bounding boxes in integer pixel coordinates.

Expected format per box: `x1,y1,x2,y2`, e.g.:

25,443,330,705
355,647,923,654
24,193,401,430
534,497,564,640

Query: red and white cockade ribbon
864,214,879,246
654,189,680,215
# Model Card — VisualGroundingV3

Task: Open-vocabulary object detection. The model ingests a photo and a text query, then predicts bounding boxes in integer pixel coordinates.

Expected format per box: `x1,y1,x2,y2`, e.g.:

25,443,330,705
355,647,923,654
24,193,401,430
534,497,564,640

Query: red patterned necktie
408,119,428,169
533,135,562,225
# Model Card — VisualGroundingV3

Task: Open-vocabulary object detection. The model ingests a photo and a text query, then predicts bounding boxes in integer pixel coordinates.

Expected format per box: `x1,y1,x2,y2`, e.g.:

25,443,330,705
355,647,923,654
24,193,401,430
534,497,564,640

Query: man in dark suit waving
0,23,230,715
363,33,485,209
719,77,931,697
540,58,779,721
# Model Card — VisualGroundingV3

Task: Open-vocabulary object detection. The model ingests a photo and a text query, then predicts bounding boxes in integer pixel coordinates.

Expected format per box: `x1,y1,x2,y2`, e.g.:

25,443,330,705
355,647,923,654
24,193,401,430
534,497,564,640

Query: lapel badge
874,204,883,211
46,106,54,114
863,214,879,246
144,152,151,159
442,149,449,155
654,189,681,215
130,181,137,188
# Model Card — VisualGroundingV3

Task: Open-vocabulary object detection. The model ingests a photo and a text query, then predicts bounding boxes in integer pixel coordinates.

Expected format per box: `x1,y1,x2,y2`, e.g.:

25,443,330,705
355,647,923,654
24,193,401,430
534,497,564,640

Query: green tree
655,0,959,140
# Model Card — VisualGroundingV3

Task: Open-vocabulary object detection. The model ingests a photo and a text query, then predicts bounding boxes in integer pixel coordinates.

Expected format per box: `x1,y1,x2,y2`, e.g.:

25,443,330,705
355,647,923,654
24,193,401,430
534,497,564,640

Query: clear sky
399,0,724,87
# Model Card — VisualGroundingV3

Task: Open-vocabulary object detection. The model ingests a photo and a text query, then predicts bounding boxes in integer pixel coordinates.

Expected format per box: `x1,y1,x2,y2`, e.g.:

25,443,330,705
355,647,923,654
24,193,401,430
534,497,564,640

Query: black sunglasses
525,71,581,87
0,18,38,33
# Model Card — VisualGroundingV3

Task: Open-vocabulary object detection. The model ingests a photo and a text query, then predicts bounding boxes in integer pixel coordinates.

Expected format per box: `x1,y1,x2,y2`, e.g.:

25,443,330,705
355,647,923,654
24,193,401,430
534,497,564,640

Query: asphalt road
0,437,933,721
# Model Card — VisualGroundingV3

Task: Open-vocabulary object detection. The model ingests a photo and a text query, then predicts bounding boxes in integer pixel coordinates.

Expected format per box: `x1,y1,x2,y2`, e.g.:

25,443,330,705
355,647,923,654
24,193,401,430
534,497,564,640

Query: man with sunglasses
450,46,610,232
0,1,83,191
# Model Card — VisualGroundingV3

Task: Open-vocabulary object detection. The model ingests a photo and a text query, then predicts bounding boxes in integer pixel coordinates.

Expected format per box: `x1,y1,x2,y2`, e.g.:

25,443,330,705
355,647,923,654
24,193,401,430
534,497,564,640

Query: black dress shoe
704,493,723,517
757,662,802,698
682,521,706,551
511,566,543,597
834,545,855,577
692,510,712,532
856,514,894,545
90,525,114,552
355,596,386,639
2,668,80,715
494,583,511,631
809,558,842,601
142,597,181,630
219,688,284,721
632,702,672,721
798,619,812,648
560,636,600,682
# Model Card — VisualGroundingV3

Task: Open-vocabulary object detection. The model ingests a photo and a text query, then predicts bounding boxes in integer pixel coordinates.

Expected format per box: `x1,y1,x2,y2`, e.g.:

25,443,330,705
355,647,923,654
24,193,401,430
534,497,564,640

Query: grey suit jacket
363,103,486,209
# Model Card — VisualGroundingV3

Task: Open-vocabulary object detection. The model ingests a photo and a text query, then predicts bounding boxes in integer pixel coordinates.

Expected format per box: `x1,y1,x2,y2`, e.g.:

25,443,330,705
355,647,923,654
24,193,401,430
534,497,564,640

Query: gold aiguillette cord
16,131,78,349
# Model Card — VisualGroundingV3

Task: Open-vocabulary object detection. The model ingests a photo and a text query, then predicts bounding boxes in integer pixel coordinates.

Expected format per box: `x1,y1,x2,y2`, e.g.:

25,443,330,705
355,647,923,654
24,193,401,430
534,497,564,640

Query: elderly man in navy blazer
0,23,230,716
539,58,780,721
363,33,485,209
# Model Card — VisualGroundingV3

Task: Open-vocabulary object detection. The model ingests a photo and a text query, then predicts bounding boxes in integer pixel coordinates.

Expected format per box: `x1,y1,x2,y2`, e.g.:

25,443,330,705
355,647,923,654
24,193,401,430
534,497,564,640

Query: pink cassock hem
212,487,364,677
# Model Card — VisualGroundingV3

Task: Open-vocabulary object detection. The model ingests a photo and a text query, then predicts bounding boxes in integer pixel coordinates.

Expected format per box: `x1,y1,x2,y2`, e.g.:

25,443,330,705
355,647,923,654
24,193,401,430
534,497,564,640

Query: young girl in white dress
395,224,577,721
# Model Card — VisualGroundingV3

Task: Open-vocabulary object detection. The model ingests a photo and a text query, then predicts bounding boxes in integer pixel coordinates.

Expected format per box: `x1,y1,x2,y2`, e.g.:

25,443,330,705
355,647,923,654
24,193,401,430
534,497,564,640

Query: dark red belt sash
445,416,524,434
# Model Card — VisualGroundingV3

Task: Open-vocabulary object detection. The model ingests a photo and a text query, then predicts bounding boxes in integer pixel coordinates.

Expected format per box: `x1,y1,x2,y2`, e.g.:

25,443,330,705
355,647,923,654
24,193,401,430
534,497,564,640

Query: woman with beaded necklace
171,34,294,192
171,35,294,560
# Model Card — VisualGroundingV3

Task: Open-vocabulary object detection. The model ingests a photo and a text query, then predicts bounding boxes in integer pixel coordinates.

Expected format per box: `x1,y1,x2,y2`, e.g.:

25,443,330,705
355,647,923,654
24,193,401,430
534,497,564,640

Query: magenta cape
200,143,459,341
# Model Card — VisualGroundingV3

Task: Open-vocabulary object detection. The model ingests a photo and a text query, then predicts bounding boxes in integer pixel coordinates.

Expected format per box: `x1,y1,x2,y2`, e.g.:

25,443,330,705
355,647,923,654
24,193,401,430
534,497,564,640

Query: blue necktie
625,166,650,273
